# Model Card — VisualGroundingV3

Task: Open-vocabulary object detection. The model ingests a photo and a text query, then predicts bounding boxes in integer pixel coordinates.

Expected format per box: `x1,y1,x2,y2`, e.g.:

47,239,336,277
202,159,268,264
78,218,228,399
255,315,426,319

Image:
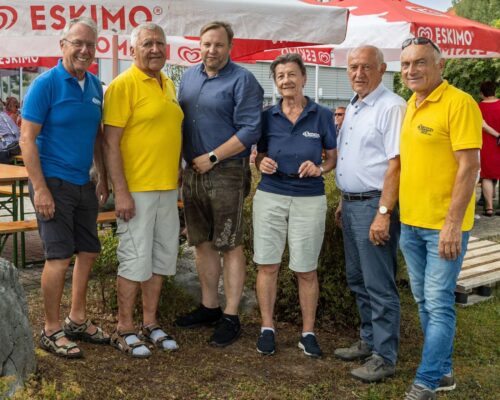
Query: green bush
243,167,358,327
92,229,119,312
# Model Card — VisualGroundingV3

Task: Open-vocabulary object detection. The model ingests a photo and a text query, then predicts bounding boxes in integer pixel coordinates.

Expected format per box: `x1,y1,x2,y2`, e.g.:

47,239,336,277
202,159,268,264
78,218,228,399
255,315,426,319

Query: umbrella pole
314,65,319,103
20,67,23,100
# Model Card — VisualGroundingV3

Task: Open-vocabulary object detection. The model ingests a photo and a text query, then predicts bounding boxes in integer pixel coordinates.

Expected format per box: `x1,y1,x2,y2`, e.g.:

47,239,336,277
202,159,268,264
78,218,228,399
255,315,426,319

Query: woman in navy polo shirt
253,53,337,357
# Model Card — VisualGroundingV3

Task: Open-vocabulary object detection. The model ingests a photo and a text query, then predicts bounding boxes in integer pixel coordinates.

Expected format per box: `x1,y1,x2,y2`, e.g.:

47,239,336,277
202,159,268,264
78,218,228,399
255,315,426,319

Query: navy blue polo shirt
257,98,336,196
22,60,103,185
178,60,263,163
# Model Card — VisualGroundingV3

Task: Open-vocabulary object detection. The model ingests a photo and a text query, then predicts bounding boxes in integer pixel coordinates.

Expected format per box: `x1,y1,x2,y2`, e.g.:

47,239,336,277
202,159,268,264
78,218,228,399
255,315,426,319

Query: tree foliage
452,0,500,25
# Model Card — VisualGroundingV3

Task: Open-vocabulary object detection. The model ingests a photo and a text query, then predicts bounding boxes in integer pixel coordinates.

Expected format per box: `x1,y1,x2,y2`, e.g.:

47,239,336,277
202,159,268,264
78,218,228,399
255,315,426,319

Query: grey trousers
341,196,401,365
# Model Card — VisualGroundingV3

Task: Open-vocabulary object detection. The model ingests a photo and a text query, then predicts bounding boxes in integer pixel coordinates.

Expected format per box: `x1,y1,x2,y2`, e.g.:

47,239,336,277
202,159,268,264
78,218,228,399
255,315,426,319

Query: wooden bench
0,211,117,266
455,236,500,304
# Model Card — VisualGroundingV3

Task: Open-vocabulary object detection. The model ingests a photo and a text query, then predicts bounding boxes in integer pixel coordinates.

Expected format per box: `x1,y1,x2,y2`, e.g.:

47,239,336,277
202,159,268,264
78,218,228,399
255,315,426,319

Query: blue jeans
341,197,401,365
400,223,469,390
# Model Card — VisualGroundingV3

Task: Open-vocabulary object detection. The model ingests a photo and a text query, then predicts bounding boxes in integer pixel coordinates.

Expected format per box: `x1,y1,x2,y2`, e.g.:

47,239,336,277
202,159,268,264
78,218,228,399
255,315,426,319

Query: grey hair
61,17,98,39
270,53,307,80
130,23,165,47
431,47,442,64
347,45,385,66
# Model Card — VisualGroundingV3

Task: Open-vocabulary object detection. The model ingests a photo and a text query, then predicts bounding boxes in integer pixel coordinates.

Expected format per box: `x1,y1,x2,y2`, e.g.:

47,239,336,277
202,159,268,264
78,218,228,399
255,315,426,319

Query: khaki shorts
182,159,251,251
116,190,179,282
252,190,327,272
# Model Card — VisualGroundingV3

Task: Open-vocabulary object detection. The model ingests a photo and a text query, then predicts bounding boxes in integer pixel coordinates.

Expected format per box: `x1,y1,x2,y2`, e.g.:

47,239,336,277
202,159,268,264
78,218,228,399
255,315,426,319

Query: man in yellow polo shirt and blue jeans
399,38,482,400
103,23,183,358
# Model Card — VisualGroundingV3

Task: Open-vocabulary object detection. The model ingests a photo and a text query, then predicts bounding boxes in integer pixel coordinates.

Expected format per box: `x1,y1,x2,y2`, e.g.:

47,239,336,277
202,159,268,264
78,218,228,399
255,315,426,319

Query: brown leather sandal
142,324,179,351
40,329,83,359
63,317,110,344
110,330,152,358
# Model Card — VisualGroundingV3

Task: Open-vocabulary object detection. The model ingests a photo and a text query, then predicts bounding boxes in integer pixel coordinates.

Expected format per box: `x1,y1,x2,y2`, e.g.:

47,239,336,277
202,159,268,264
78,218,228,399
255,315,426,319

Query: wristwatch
208,151,219,165
319,165,325,175
378,205,392,215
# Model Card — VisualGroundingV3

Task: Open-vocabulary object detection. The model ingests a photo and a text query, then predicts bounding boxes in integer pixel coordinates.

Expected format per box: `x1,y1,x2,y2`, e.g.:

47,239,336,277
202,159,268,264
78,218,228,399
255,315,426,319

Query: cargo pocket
116,222,139,263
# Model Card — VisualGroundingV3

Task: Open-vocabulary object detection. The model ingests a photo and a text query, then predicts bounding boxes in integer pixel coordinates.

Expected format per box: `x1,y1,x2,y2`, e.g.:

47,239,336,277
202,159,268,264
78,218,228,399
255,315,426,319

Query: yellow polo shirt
400,80,482,231
103,64,183,192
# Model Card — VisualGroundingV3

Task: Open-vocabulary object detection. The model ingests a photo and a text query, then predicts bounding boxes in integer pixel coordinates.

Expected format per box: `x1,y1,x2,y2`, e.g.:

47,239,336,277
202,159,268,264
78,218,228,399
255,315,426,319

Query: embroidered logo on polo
92,97,101,106
417,124,433,135
302,131,320,139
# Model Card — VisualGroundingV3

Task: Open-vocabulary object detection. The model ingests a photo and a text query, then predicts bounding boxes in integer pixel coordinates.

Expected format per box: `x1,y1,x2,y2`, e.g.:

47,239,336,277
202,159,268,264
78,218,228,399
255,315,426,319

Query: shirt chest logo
92,97,101,106
302,130,320,139
417,124,433,136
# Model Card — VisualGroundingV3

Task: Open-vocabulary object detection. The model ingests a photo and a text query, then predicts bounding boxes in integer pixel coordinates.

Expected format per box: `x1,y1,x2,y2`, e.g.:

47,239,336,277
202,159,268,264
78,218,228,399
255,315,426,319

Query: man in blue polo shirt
175,21,263,347
20,17,108,359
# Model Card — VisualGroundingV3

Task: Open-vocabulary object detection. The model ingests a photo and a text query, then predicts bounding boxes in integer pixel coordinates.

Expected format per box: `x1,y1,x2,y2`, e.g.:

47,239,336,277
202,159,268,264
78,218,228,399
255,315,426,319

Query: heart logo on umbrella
178,47,202,64
417,27,434,40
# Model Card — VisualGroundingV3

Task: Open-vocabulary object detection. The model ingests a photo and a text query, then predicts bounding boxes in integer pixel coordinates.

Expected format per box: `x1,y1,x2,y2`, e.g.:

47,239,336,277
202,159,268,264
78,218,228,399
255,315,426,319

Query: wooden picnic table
0,164,29,266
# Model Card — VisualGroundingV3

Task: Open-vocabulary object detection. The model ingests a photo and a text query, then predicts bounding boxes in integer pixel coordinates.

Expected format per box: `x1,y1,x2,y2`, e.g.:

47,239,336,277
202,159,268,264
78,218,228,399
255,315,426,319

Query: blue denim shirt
179,60,263,163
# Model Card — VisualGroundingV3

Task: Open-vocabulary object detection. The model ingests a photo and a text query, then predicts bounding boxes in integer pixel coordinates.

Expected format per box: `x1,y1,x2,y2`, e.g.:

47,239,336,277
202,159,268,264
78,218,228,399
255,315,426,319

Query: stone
175,244,257,313
0,258,36,397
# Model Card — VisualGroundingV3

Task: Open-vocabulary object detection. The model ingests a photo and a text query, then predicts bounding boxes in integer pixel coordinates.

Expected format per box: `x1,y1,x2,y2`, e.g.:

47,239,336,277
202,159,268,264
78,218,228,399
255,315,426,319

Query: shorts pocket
116,222,138,262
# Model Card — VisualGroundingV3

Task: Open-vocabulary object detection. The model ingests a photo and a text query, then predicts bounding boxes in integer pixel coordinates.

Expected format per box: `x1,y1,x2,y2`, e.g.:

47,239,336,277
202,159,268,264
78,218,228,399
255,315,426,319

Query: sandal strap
142,324,174,343
43,329,66,341
41,330,81,355
111,330,148,353
64,317,92,333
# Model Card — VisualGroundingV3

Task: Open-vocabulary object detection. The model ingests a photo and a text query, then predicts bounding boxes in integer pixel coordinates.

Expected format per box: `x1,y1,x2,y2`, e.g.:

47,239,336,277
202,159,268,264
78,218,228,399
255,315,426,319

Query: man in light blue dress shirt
334,45,406,383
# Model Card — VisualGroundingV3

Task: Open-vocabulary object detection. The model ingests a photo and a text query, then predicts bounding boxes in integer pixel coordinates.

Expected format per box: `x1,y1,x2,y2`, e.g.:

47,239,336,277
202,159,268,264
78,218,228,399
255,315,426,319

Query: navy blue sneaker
174,304,222,329
298,334,323,358
256,330,276,355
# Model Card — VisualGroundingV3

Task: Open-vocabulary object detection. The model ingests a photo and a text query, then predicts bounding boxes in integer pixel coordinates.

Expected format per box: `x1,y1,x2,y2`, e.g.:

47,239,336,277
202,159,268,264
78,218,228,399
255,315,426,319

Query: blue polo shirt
22,60,102,185
257,98,336,196
178,60,263,163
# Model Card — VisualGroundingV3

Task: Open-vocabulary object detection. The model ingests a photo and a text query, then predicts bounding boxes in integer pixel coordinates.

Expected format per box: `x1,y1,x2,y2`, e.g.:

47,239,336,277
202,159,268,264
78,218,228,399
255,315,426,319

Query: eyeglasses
334,113,345,116
62,38,96,50
402,37,441,54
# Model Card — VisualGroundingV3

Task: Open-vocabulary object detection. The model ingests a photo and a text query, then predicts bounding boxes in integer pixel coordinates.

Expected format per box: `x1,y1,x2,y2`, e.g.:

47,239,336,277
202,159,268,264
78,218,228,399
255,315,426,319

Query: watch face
209,154,217,163
379,206,388,214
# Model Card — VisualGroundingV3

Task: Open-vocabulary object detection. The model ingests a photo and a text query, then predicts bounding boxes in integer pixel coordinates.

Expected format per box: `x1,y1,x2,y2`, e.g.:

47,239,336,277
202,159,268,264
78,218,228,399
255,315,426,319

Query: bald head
347,46,387,100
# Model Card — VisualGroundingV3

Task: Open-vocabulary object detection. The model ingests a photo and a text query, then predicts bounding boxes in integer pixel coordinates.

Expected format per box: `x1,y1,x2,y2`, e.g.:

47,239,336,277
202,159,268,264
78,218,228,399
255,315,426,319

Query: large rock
0,258,36,397
175,245,257,313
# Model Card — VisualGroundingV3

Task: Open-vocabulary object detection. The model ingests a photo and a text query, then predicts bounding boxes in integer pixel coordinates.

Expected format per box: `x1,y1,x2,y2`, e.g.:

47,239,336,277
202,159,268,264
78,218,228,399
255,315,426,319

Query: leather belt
341,190,382,201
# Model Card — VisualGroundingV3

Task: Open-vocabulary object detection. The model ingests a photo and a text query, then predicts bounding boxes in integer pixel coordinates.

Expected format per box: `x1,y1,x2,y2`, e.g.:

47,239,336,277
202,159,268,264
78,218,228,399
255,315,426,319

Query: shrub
243,168,358,327
92,229,119,312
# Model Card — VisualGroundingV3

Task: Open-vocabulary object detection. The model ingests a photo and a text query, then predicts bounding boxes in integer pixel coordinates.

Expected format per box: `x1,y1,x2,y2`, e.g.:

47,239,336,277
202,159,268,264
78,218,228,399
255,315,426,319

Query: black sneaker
298,334,323,358
256,330,276,355
209,315,241,347
174,304,222,328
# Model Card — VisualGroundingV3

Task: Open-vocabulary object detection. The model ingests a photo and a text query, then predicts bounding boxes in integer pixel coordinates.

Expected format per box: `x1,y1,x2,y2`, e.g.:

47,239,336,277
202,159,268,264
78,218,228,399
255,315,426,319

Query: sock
201,304,221,312
124,334,151,356
223,313,239,323
302,331,315,337
261,327,275,333
149,328,178,350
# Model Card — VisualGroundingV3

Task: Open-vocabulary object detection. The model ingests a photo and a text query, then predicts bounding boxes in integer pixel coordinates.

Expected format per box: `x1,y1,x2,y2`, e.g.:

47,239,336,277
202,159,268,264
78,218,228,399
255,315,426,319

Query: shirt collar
131,63,167,84
271,96,318,116
350,82,386,106
200,58,234,77
56,58,88,82
408,80,448,108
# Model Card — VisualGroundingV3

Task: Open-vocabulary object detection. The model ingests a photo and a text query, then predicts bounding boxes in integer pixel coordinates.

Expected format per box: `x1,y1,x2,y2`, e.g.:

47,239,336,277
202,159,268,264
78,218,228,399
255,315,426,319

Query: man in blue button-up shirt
175,21,263,347
334,45,406,383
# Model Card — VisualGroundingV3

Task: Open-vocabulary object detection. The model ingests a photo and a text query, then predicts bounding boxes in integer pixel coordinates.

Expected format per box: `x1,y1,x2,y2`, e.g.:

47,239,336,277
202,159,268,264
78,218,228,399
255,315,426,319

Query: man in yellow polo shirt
399,38,482,400
103,22,183,358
